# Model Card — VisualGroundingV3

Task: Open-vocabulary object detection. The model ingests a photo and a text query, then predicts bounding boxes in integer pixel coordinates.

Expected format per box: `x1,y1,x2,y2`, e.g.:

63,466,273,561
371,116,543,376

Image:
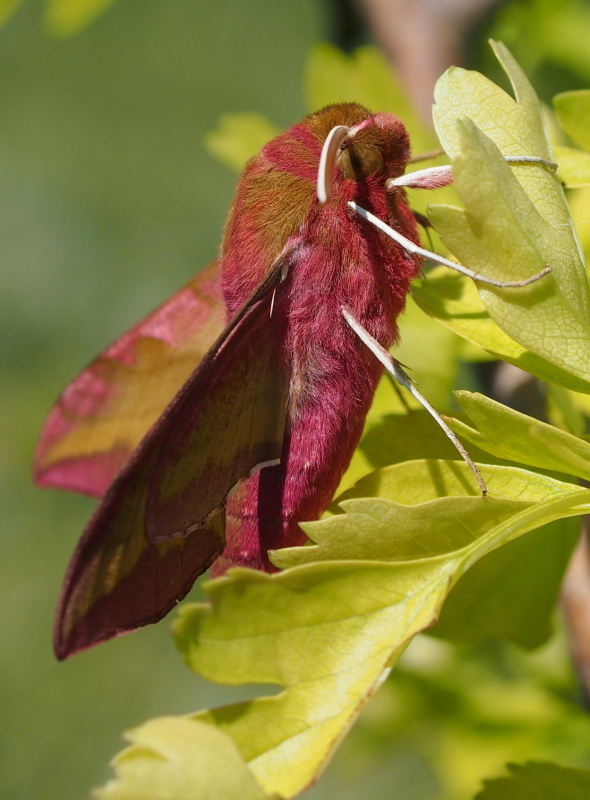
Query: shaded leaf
476,761,590,800
359,408,500,474
546,383,585,437
431,517,579,649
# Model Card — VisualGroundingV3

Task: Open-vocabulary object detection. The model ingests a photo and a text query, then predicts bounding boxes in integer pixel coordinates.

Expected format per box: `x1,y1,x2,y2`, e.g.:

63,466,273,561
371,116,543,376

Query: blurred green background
3,2,590,799
0,2,321,798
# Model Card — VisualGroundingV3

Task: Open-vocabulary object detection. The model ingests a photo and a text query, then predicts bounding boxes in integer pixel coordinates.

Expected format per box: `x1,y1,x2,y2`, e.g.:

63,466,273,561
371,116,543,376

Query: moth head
316,109,410,205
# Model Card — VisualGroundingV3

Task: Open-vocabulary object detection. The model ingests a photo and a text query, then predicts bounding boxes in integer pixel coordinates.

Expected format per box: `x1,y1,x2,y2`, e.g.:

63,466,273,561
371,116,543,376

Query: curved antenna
317,125,350,205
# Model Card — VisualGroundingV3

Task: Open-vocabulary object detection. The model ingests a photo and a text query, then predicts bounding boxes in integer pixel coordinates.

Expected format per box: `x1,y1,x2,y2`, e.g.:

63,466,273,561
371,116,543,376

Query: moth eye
339,142,385,181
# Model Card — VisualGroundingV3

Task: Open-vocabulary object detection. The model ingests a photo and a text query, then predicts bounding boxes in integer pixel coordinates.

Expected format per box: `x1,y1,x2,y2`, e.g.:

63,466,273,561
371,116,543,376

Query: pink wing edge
34,262,225,498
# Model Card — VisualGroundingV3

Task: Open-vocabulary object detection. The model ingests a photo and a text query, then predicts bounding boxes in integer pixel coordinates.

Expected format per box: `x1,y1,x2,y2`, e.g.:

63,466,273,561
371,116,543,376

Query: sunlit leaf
449,390,590,480
553,145,590,187
431,42,590,385
97,717,274,800
554,89,590,151
275,462,585,567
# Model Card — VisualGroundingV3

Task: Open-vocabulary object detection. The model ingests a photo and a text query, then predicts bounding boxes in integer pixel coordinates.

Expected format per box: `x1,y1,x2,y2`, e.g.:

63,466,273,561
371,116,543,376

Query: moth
35,103,550,658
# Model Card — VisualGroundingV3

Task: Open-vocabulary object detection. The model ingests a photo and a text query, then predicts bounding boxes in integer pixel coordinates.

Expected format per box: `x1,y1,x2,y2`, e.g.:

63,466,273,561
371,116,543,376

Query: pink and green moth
34,103,550,659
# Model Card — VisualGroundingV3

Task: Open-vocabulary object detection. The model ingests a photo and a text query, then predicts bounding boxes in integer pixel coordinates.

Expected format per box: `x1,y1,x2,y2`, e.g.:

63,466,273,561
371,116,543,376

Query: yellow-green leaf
96,717,274,800
554,89,590,151
431,42,590,385
553,145,590,187
163,461,590,798
275,462,585,568
450,390,590,480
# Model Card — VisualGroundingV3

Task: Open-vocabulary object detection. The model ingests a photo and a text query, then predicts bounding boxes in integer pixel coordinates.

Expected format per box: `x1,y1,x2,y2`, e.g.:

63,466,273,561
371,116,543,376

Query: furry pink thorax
216,103,421,571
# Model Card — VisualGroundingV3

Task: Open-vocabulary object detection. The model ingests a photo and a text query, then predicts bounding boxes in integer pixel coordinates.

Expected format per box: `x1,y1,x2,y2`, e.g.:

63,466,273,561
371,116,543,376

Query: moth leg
341,306,488,497
348,200,551,289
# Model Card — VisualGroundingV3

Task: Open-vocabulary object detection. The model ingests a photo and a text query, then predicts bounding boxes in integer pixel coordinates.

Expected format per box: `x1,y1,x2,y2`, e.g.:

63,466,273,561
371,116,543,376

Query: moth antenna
390,155,557,193
387,165,453,190
317,125,350,205
348,201,551,289
341,307,488,497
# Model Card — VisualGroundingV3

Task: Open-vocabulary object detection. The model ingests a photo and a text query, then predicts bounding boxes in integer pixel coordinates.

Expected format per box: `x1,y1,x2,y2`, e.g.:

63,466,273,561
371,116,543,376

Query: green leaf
554,90,590,151
412,269,590,393
175,563,454,798
274,461,586,568
553,145,590,187
449,390,590,481
431,517,579,649
205,114,280,173
44,0,117,37
546,383,586,436
96,717,274,800
476,761,590,800
431,42,590,385
165,462,590,798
